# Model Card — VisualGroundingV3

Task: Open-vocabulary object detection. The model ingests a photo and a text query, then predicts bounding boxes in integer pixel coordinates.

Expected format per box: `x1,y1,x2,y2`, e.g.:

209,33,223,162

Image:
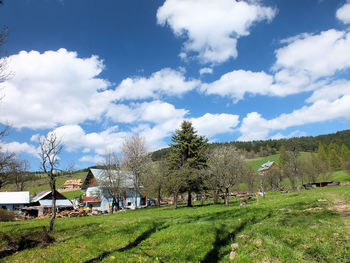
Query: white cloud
336,2,350,24
239,95,350,141
190,113,239,137
270,130,307,140
113,68,199,101
79,155,104,164
199,67,213,75
0,141,38,157
274,29,350,80
51,125,130,155
201,70,273,102
0,49,111,129
157,0,276,64
138,112,240,151
106,100,188,124
306,79,350,103
238,112,270,141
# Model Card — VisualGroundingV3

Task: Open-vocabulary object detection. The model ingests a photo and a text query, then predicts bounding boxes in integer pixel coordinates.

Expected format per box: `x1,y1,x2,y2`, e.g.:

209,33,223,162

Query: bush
0,208,15,222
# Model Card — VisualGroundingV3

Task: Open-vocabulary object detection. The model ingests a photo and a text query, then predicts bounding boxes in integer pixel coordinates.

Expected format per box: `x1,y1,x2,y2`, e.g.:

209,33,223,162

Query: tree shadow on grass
201,212,273,263
201,221,248,263
84,223,169,263
0,228,54,259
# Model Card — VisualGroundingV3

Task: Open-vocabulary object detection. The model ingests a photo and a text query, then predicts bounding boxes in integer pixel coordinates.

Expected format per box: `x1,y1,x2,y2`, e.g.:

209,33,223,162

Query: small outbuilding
23,190,73,217
0,191,30,211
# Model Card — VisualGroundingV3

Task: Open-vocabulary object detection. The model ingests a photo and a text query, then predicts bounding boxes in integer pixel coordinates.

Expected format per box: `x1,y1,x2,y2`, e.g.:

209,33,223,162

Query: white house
82,168,146,212
0,191,30,211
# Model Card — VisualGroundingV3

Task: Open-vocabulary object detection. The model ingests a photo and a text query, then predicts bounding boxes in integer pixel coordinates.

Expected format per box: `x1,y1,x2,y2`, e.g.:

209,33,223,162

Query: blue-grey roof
90,168,135,188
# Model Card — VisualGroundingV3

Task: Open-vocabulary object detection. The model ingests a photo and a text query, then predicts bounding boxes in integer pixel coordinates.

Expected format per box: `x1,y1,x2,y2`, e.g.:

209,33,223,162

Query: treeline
152,129,350,161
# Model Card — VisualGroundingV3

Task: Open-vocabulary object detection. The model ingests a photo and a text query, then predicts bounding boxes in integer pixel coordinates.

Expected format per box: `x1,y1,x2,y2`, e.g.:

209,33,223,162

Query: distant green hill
152,129,350,161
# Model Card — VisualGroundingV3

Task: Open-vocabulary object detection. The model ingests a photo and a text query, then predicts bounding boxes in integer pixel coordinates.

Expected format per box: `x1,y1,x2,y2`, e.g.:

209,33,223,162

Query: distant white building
0,191,30,211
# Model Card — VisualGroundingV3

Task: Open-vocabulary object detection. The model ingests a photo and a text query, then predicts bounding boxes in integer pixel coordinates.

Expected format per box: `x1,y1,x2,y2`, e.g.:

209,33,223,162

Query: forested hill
151,129,350,161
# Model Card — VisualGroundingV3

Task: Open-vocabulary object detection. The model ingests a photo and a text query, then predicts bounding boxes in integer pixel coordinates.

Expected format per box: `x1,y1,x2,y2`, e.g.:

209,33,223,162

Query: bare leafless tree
39,132,63,232
122,135,149,209
142,160,166,206
99,152,126,213
7,158,30,191
165,165,187,209
206,146,244,206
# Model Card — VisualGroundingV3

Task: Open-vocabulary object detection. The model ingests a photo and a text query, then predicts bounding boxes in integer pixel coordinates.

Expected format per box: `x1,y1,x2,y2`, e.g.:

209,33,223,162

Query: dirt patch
327,194,350,217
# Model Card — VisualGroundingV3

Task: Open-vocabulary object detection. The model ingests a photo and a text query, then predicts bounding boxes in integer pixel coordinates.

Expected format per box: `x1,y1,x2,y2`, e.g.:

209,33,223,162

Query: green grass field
1,186,349,262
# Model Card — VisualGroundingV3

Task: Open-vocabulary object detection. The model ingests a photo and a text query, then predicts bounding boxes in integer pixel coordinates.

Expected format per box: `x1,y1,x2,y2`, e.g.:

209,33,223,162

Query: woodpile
36,208,90,219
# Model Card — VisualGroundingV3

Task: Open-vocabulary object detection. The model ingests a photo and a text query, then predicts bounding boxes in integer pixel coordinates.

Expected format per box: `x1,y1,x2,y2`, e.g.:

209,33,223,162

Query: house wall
0,204,25,211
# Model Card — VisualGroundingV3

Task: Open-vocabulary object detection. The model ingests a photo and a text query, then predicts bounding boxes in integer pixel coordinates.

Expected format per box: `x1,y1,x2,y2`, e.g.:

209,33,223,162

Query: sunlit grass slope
1,186,349,262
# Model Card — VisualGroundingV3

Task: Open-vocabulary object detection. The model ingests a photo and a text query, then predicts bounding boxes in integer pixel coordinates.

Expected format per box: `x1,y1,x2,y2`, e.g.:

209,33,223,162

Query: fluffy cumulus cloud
138,112,240,151
157,0,276,64
190,113,239,137
52,125,130,155
202,29,350,101
239,94,350,141
274,29,350,80
201,70,274,102
79,155,105,164
113,68,200,101
106,100,188,124
0,141,38,157
336,2,350,24
0,49,111,129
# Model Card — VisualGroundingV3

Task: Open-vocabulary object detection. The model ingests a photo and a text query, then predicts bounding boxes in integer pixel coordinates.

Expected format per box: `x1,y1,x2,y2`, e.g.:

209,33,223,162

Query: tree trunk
49,179,56,232
111,202,114,214
116,197,120,211
187,192,192,207
248,181,253,194
134,189,138,209
296,177,301,196
213,190,219,204
157,188,161,206
224,188,229,206
173,193,178,210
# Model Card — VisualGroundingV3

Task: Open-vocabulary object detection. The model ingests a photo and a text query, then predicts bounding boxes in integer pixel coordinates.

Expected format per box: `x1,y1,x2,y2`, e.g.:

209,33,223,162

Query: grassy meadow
1,186,349,262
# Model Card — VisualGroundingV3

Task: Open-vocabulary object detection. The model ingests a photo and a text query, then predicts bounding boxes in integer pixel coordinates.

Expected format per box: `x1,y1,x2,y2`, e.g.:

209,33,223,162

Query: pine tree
168,121,208,207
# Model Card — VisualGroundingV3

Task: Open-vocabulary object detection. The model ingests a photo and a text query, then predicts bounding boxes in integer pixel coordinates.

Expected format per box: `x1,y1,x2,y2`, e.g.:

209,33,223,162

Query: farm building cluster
0,168,144,218
1,164,342,219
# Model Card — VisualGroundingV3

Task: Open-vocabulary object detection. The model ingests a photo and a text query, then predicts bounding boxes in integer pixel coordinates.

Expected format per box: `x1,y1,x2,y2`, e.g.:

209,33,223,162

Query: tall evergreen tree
168,121,208,207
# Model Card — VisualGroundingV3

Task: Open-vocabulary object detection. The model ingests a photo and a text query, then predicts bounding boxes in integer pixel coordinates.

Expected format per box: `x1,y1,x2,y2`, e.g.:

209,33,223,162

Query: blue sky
0,0,350,171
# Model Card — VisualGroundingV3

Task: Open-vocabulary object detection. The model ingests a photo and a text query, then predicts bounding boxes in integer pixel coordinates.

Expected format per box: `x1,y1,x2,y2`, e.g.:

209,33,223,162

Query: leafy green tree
280,140,301,195
141,160,167,206
340,144,350,169
328,147,342,171
168,121,208,207
317,142,328,163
